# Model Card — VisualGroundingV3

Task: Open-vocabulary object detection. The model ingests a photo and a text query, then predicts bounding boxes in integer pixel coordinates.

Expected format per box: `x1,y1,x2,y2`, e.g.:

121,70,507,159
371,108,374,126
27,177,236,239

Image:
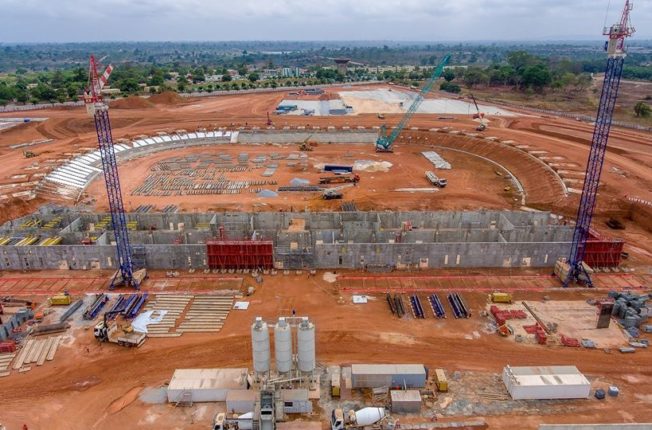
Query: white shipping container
502,365,590,400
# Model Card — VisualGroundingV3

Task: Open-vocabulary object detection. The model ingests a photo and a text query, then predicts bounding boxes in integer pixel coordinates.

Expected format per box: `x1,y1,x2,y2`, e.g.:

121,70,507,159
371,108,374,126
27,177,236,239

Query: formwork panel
584,230,624,268
206,240,273,270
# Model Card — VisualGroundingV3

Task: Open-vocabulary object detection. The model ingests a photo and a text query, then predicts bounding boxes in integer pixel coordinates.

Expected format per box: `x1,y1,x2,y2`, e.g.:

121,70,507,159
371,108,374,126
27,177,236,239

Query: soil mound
110,96,153,109
149,91,183,105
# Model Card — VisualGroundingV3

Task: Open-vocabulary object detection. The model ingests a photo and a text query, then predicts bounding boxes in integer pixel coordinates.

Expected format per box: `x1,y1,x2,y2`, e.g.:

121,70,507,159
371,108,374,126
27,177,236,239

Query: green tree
443,69,455,82
247,72,260,82
149,70,165,86
463,68,489,88
192,67,205,83
440,81,461,94
522,64,551,91
118,78,140,94
634,101,651,117
221,74,232,82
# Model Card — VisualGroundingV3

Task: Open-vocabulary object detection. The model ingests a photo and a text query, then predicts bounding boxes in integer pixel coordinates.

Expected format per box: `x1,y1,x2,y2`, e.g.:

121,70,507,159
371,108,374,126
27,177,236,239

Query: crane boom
564,0,634,287
376,54,451,152
85,55,138,289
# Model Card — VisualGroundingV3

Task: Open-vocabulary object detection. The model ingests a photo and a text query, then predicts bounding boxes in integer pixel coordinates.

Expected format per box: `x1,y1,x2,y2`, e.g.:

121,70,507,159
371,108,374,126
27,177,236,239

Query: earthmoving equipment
299,135,314,151
564,0,634,287
469,93,487,131
83,54,140,289
319,174,360,185
93,310,146,347
376,54,450,152
322,189,343,200
22,150,37,158
489,292,512,304
331,407,390,430
322,183,355,200
377,113,385,119
425,171,447,188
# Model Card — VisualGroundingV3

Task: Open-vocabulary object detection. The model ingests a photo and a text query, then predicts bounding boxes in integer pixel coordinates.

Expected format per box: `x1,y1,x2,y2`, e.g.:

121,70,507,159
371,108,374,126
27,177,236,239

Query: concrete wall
0,209,574,271
238,130,376,144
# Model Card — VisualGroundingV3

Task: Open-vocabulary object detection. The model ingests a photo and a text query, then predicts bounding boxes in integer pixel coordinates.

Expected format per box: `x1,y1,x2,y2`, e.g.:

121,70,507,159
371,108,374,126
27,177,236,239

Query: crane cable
603,0,612,30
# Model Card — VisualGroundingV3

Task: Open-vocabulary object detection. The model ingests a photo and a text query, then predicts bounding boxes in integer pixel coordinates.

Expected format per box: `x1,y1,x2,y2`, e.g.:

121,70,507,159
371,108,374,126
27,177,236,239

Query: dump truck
331,407,391,430
434,368,448,392
94,311,146,347
489,292,513,304
50,293,72,306
425,171,447,188
319,174,360,185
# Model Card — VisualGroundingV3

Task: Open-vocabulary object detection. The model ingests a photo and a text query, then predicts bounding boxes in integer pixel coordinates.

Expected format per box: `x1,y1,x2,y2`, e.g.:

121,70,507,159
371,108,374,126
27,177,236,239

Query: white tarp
233,302,250,310
131,310,168,333
352,295,368,304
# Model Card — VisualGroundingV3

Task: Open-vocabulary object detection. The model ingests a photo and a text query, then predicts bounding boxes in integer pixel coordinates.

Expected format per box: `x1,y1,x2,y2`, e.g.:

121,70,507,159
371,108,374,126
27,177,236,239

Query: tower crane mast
84,55,139,289
564,0,634,287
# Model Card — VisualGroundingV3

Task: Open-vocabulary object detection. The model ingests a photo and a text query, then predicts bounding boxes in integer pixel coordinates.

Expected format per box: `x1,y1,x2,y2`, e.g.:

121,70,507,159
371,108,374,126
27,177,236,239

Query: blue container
608,386,619,397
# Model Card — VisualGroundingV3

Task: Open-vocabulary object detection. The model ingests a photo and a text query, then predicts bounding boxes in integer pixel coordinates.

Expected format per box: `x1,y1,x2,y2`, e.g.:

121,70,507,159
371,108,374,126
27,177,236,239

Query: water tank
251,317,270,373
297,317,315,373
274,317,292,373
355,407,385,426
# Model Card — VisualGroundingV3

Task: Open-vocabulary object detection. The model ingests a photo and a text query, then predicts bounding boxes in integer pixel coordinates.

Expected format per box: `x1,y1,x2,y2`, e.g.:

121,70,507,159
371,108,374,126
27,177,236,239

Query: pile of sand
149,91,184,105
110,96,153,110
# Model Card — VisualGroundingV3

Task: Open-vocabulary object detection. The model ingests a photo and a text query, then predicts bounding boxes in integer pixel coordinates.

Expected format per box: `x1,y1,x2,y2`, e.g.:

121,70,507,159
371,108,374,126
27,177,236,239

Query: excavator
299,135,314,151
375,55,450,152
470,94,487,132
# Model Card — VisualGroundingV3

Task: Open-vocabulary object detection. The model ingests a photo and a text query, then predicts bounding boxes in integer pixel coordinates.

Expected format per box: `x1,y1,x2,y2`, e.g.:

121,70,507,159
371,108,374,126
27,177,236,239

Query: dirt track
0,273,651,429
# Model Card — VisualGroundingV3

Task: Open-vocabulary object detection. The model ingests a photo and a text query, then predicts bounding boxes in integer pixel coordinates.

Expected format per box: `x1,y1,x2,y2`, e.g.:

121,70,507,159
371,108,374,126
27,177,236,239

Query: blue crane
564,1,634,287
376,54,451,152
84,55,139,289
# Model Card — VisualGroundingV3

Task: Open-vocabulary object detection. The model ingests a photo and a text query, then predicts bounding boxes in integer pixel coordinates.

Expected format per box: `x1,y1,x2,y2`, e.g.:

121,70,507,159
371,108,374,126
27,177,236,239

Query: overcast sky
0,0,648,43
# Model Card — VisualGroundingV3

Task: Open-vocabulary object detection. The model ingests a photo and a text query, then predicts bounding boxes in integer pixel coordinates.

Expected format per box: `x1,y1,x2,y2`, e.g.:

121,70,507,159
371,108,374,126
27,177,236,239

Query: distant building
282,67,301,78
206,75,224,82
334,58,350,74
101,88,121,95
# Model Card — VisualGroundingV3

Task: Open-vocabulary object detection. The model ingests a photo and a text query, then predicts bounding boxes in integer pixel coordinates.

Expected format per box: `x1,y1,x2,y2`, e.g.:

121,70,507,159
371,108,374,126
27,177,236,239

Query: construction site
0,3,651,430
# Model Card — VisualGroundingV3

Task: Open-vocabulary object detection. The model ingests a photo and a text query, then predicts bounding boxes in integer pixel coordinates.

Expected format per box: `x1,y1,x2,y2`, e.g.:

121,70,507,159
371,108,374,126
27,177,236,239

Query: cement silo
274,317,292,374
297,317,315,373
251,317,270,374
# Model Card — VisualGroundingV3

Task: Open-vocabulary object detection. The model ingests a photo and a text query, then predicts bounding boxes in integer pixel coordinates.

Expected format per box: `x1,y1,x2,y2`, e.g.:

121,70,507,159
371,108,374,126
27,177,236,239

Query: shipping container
502,365,590,400
50,294,72,306
489,292,512,304
351,364,426,389
226,390,256,414
390,390,422,413
434,368,448,392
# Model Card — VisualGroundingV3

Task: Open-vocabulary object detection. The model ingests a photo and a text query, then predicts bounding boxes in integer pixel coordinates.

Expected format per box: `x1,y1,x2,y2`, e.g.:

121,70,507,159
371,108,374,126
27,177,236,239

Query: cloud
0,0,648,42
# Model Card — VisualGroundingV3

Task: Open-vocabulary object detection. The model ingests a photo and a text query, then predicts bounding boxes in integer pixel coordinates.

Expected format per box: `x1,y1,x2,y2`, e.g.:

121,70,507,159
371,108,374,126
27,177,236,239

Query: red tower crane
84,55,141,289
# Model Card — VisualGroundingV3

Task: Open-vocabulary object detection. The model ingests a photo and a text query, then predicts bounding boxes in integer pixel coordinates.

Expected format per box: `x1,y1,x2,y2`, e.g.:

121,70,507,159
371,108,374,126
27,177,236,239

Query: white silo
274,317,292,374
297,317,316,373
251,317,270,374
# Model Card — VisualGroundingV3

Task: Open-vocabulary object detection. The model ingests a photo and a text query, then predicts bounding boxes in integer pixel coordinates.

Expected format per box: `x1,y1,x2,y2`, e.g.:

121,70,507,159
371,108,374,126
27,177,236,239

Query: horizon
0,0,648,43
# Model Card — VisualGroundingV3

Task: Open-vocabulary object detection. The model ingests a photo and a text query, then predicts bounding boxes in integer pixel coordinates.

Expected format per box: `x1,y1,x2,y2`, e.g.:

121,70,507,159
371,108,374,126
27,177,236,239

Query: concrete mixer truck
331,407,394,430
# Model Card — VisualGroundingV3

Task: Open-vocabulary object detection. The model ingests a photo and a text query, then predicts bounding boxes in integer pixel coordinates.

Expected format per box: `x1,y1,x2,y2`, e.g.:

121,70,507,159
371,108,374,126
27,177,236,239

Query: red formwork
206,240,274,270
584,229,624,268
